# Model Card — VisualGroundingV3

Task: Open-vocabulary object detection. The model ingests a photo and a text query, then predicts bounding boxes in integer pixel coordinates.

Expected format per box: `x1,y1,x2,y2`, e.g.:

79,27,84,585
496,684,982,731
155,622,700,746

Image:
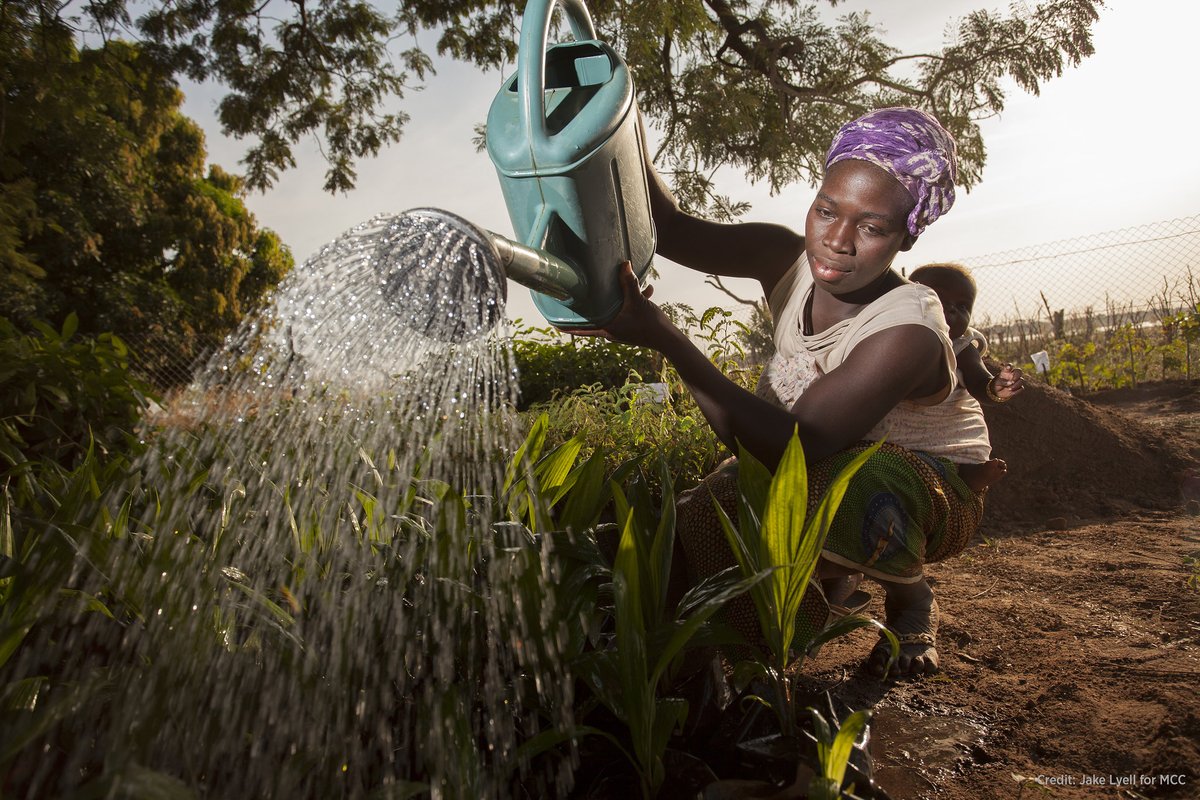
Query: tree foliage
603,0,1103,216
0,15,293,387
0,1,1103,388
4,1,1102,212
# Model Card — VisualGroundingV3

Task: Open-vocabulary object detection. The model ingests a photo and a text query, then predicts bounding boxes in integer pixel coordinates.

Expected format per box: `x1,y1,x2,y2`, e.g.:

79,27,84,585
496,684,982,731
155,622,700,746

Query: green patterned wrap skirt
675,442,985,651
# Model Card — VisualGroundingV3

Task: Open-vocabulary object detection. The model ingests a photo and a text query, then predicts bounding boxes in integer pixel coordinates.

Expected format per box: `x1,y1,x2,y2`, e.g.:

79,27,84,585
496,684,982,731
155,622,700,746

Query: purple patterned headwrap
824,107,958,238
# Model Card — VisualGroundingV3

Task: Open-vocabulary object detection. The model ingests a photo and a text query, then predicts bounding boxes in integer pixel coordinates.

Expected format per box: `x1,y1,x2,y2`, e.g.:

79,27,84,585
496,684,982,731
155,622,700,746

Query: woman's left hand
561,261,674,349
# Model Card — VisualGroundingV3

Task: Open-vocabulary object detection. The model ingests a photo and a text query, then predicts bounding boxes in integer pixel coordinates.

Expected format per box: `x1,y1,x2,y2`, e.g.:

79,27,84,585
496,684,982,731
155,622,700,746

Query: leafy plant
2,401,595,798
511,305,776,499
980,281,1200,391
0,313,152,738
663,303,765,382
0,314,150,476
1184,549,1200,593
574,460,766,799
1107,321,1152,388
1178,307,1200,381
510,323,660,409
807,706,871,800
716,431,893,735
1046,340,1096,394
500,412,586,533
524,381,724,498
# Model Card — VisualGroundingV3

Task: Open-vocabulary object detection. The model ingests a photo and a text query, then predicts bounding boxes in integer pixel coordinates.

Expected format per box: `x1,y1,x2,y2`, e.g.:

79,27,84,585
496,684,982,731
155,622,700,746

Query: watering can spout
373,207,590,343
487,232,585,302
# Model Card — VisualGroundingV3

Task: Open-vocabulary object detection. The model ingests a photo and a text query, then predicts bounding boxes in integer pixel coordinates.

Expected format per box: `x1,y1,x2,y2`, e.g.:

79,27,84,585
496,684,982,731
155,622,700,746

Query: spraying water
7,215,577,798
8,0,668,787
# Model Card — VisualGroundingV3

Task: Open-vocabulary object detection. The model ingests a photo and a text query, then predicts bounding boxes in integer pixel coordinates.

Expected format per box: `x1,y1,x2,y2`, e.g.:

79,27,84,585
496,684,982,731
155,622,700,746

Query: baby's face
917,275,975,339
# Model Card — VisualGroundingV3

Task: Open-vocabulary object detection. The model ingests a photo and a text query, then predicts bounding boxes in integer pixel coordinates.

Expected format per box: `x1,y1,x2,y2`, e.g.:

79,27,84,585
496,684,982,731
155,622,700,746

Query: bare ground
802,380,1200,800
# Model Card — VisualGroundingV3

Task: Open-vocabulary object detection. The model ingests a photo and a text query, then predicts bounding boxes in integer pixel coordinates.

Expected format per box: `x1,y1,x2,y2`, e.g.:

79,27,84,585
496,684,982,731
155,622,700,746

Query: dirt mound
1085,379,1200,464
981,377,1196,529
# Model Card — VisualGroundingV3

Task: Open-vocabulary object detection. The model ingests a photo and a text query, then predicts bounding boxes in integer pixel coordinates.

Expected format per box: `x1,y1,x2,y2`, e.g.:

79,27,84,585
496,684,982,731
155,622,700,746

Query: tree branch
704,274,759,308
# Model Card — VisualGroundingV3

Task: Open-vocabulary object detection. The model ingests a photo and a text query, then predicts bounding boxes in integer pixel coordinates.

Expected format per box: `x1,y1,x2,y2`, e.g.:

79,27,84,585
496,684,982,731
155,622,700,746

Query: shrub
513,305,767,494
510,322,661,409
522,382,724,497
1,314,151,475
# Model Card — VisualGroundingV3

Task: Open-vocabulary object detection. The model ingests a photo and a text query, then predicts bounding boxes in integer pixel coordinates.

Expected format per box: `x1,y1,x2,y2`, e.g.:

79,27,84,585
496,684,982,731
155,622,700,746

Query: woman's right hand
560,261,675,350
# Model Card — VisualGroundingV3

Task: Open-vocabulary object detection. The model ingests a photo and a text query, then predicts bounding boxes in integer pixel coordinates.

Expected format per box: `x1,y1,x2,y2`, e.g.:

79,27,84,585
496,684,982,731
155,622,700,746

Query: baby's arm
957,345,1025,404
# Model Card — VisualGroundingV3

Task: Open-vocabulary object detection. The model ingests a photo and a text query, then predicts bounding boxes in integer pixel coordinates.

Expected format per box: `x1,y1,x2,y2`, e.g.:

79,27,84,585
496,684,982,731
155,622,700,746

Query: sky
183,0,1200,325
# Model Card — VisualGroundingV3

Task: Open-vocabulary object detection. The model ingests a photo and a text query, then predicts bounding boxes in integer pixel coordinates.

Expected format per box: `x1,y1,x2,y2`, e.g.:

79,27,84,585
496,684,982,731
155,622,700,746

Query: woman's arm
640,117,802,299
574,265,947,468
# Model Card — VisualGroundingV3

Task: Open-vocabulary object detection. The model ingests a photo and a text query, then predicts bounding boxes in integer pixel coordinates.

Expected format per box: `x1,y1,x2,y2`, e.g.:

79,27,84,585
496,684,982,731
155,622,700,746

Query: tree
0,24,293,387
607,0,1102,217
6,1,1102,211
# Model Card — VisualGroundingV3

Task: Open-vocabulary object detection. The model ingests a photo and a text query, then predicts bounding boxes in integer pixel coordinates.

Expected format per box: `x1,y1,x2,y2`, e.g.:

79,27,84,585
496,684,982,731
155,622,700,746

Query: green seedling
716,429,888,735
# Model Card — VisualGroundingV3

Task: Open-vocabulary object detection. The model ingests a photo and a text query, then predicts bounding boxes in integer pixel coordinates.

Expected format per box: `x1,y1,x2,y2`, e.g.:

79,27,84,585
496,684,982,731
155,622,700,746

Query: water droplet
34,211,563,796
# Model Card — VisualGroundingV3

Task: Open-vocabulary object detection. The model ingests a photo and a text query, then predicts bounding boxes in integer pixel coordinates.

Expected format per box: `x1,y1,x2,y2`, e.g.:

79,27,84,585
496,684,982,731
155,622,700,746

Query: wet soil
801,380,1200,800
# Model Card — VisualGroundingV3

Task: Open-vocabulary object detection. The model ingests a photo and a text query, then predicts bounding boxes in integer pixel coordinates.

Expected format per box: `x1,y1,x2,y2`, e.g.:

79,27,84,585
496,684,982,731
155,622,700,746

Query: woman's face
804,160,916,296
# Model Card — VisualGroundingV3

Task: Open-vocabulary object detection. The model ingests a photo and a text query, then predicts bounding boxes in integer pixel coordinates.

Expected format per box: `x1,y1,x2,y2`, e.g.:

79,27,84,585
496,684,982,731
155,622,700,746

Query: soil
802,379,1200,800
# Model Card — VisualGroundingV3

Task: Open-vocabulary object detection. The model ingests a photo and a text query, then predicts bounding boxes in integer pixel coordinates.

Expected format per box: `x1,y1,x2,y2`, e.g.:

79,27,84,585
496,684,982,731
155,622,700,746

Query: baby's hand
990,364,1025,401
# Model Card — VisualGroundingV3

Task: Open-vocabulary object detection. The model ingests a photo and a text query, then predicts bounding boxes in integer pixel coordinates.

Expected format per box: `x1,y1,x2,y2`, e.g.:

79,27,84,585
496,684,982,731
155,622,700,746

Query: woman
570,108,991,677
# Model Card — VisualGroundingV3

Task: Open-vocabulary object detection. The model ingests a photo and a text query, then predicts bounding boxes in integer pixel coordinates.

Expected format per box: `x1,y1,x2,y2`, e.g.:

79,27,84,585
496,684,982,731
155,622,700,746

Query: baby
909,263,1024,492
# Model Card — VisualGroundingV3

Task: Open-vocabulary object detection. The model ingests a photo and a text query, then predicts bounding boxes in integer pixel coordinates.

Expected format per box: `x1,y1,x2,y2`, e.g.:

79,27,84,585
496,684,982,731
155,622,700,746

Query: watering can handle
519,0,598,153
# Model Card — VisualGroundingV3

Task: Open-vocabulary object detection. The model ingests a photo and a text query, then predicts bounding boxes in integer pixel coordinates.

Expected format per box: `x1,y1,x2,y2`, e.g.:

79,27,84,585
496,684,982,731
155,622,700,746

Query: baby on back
909,263,1025,492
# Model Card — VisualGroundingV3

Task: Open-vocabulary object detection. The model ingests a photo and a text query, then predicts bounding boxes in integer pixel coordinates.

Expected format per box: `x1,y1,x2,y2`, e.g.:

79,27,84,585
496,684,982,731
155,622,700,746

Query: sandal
869,597,939,678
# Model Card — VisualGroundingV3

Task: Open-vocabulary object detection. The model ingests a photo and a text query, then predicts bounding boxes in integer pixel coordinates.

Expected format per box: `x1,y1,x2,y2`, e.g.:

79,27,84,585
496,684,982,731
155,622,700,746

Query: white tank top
754,258,993,463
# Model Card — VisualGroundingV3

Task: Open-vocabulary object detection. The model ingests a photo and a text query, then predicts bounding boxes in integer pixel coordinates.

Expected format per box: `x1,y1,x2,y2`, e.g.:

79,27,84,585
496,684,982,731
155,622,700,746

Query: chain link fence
121,312,224,398
953,214,1200,391
124,214,1200,396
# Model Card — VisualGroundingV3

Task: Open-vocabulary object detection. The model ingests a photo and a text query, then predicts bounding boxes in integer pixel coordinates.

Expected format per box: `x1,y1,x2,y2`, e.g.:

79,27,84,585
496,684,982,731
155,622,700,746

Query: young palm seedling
572,459,769,799
806,706,871,800
716,429,896,736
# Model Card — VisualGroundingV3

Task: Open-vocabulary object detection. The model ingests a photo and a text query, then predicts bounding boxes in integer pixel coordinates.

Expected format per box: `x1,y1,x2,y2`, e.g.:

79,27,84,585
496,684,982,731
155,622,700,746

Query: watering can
484,0,656,328
378,0,653,340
